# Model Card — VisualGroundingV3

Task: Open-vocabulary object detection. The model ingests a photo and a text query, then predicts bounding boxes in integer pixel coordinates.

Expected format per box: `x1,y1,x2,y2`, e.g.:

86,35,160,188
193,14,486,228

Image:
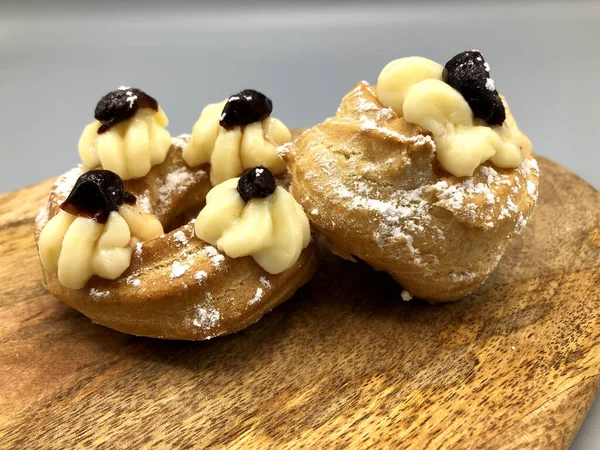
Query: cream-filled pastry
282,51,539,302
78,87,172,180
183,90,292,185
36,131,318,340
195,166,311,274
377,52,532,177
38,170,163,289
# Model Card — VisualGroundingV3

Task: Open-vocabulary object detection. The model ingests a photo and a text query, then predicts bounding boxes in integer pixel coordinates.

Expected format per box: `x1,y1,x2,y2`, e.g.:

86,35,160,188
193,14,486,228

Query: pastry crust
282,82,538,302
35,135,318,340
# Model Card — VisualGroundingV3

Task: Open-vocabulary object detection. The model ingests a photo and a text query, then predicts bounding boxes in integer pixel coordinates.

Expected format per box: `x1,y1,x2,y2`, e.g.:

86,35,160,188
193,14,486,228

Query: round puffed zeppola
281,52,538,302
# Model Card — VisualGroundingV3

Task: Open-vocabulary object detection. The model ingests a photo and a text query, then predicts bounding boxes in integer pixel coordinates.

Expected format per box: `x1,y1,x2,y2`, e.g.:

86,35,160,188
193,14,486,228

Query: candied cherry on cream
236,166,277,202
442,51,506,125
60,170,136,223
94,87,159,133
219,89,273,130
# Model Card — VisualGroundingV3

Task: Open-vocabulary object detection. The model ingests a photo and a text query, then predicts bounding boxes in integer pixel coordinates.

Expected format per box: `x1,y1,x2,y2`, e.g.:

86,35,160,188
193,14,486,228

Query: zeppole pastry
35,88,317,340
282,51,539,302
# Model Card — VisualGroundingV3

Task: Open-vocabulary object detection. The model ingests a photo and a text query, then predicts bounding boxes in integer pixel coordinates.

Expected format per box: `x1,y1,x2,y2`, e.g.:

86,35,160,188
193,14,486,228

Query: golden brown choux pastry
35,88,317,340
281,52,538,302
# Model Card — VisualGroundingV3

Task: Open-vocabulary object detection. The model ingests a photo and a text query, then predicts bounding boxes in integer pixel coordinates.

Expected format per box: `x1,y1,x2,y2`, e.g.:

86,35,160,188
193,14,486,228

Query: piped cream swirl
183,101,292,185
78,107,172,180
195,178,310,274
38,205,163,289
376,56,532,177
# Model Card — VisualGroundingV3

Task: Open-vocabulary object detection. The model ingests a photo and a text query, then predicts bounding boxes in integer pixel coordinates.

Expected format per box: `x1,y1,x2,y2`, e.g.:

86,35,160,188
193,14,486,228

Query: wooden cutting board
0,156,599,449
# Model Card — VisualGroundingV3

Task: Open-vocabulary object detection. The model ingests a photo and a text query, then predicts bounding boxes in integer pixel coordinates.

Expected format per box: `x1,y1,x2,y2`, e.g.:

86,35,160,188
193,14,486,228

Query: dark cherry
442,50,506,125
94,87,159,134
237,166,277,202
219,89,273,130
61,170,136,223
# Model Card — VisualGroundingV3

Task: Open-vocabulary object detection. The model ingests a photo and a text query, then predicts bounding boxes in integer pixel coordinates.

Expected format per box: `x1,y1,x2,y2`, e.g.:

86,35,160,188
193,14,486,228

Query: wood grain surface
0,156,599,449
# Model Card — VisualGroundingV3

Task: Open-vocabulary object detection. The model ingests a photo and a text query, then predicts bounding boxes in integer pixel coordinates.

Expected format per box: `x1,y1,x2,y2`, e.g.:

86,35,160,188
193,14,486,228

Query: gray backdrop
1,1,599,447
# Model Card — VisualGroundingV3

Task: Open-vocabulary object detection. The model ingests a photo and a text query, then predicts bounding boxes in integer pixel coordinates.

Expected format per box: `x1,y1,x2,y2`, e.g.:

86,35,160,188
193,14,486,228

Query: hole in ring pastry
35,88,318,340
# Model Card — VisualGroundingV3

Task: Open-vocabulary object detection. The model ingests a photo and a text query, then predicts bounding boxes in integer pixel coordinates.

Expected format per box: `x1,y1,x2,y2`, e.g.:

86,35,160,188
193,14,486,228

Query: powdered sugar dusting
126,275,141,287
450,271,478,283
432,160,538,228
519,157,539,176
173,230,188,246
515,213,529,234
170,261,190,279
201,246,225,268
527,180,538,201
352,81,394,122
136,190,152,214
171,133,190,149
336,184,423,224
479,166,498,185
333,181,433,266
90,288,110,301
377,108,395,121
356,95,380,113
324,154,537,268
435,178,494,212
259,276,271,288
35,206,50,229
190,305,220,330
277,142,293,158
194,270,207,284
359,117,434,147
156,167,207,217
499,207,511,220
248,288,264,306
118,88,138,108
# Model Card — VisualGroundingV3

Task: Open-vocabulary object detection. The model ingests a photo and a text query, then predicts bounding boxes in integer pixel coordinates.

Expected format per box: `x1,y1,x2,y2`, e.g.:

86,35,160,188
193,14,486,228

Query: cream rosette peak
183,89,292,186
78,87,172,180
38,170,163,289
376,52,532,177
195,166,310,274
